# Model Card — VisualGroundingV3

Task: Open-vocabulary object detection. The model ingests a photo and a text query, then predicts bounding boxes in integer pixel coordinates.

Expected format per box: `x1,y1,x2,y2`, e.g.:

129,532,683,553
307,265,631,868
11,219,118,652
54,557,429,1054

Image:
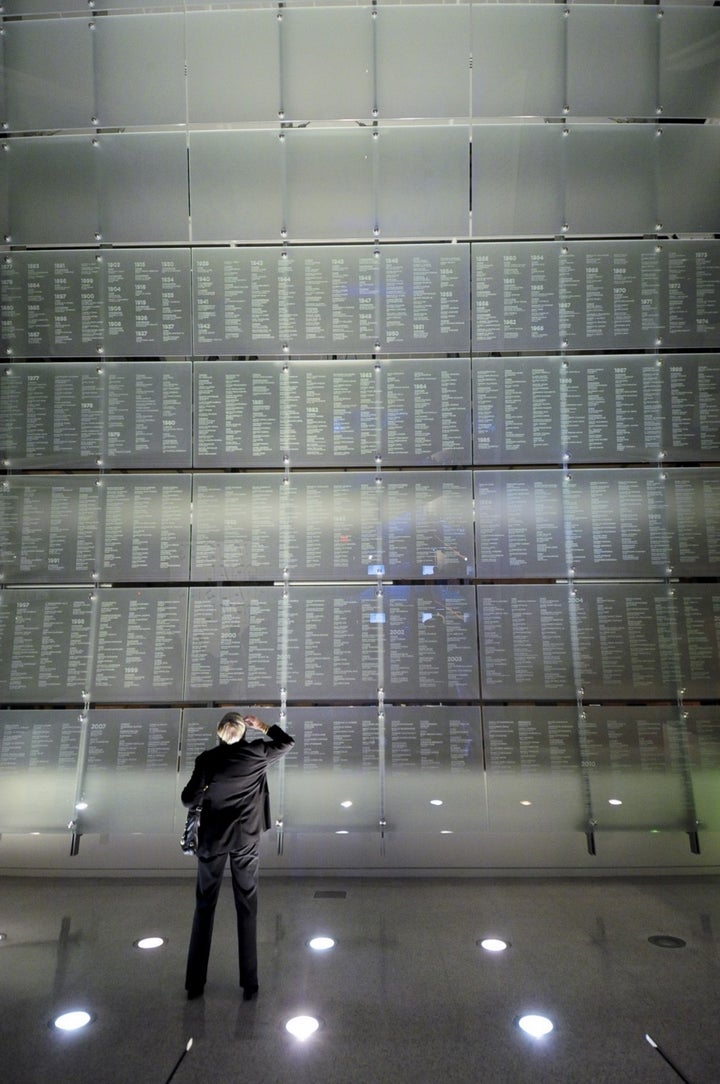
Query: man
181,710,294,1001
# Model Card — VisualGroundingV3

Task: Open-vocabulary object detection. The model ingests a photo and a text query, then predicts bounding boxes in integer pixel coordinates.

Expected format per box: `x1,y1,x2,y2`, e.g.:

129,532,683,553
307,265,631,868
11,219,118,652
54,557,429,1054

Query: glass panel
661,354,720,463
472,357,564,466
471,5,565,118
94,13,186,127
477,585,576,700
102,249,192,357
190,473,284,581
385,707,485,832
99,476,192,583
3,0,90,12
0,710,81,832
472,123,564,238
472,242,562,353
284,127,374,241
573,583,679,701
676,585,720,701
285,472,380,581
660,8,720,119
484,706,585,833
187,10,280,124
666,468,720,578
283,360,379,467
0,476,101,584
189,131,283,243
281,7,374,121
558,241,664,351
0,589,94,704
564,124,657,236
383,585,479,700
82,708,180,834
92,587,188,703
97,133,189,245
567,5,658,119
282,708,380,832
102,361,193,469
381,357,472,467
565,468,670,579
4,19,94,131
473,470,566,579
378,244,471,354
375,5,470,120
0,250,104,358
663,241,720,351
0,362,104,467
581,706,689,832
687,706,720,831
658,125,720,235
376,126,469,240
562,354,663,465
193,360,285,468
8,136,98,245
383,470,474,580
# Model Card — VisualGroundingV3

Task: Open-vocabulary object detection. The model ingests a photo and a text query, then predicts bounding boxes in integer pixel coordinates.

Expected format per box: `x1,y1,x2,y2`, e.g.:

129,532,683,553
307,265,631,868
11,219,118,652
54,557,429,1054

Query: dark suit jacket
181,725,294,857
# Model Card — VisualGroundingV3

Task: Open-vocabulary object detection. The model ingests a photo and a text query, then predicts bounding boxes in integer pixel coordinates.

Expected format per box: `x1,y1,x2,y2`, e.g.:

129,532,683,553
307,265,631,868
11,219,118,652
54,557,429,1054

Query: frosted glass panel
187,10,280,123
581,707,690,832
189,131,282,243
567,5,658,118
483,706,585,833
472,5,565,118
8,137,98,245
472,124,563,238
0,711,81,833
687,707,720,832
95,14,186,127
658,125,720,235
97,134,189,244
4,19,94,131
281,7,374,121
564,125,657,236
660,8,720,119
376,126,469,239
376,5,470,119
385,708,485,833
282,708,380,831
284,128,374,241
82,709,180,834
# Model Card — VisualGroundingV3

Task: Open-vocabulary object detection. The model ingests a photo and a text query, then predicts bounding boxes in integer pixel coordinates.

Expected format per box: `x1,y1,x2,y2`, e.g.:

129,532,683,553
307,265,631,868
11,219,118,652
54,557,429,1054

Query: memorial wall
0,1,719,871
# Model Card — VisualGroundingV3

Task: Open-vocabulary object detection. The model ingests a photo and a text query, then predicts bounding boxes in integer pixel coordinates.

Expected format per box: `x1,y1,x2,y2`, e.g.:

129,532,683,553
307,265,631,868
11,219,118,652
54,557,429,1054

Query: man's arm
244,715,294,762
181,752,210,808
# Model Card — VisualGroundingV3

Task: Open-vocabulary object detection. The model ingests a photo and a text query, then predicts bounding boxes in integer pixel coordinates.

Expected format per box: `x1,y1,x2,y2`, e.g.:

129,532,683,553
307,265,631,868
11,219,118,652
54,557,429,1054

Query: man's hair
217,711,246,744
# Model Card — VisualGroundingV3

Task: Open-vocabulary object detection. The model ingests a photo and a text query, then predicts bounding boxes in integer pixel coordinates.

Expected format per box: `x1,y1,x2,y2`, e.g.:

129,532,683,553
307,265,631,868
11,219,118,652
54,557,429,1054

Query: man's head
217,711,247,744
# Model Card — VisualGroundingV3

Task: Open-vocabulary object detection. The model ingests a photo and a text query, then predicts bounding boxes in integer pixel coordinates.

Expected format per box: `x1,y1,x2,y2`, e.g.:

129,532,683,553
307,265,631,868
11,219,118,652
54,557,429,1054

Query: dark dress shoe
242,985,259,1001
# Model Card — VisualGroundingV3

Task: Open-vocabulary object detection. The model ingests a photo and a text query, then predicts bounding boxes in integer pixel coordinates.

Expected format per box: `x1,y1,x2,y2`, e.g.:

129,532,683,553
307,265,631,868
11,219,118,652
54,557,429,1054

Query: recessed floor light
335,829,349,835
608,798,623,806
51,1010,94,1032
430,799,444,806
135,936,166,950
286,1015,320,1041
308,936,335,951
479,938,510,952
648,935,686,949
518,1014,554,1038
340,800,353,808
520,800,533,807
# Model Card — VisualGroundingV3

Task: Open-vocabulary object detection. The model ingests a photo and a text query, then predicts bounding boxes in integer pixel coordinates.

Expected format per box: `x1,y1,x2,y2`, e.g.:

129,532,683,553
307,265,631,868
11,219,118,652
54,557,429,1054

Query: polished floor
0,874,719,1084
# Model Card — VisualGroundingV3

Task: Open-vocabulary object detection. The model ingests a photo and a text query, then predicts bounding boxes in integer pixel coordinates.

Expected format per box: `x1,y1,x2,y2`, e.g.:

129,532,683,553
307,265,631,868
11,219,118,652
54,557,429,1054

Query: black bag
181,803,203,856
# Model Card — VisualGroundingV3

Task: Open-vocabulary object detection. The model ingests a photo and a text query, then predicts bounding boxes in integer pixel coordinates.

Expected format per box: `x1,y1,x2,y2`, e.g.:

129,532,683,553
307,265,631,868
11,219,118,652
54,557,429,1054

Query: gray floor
0,874,718,1084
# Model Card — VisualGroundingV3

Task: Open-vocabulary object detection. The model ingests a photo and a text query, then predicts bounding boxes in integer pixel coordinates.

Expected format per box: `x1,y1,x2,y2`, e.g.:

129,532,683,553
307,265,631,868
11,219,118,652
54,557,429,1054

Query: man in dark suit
181,710,294,1001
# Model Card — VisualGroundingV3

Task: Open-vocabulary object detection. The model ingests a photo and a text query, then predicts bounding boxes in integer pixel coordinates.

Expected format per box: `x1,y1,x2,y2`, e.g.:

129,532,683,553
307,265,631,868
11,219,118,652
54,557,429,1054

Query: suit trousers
185,842,260,992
